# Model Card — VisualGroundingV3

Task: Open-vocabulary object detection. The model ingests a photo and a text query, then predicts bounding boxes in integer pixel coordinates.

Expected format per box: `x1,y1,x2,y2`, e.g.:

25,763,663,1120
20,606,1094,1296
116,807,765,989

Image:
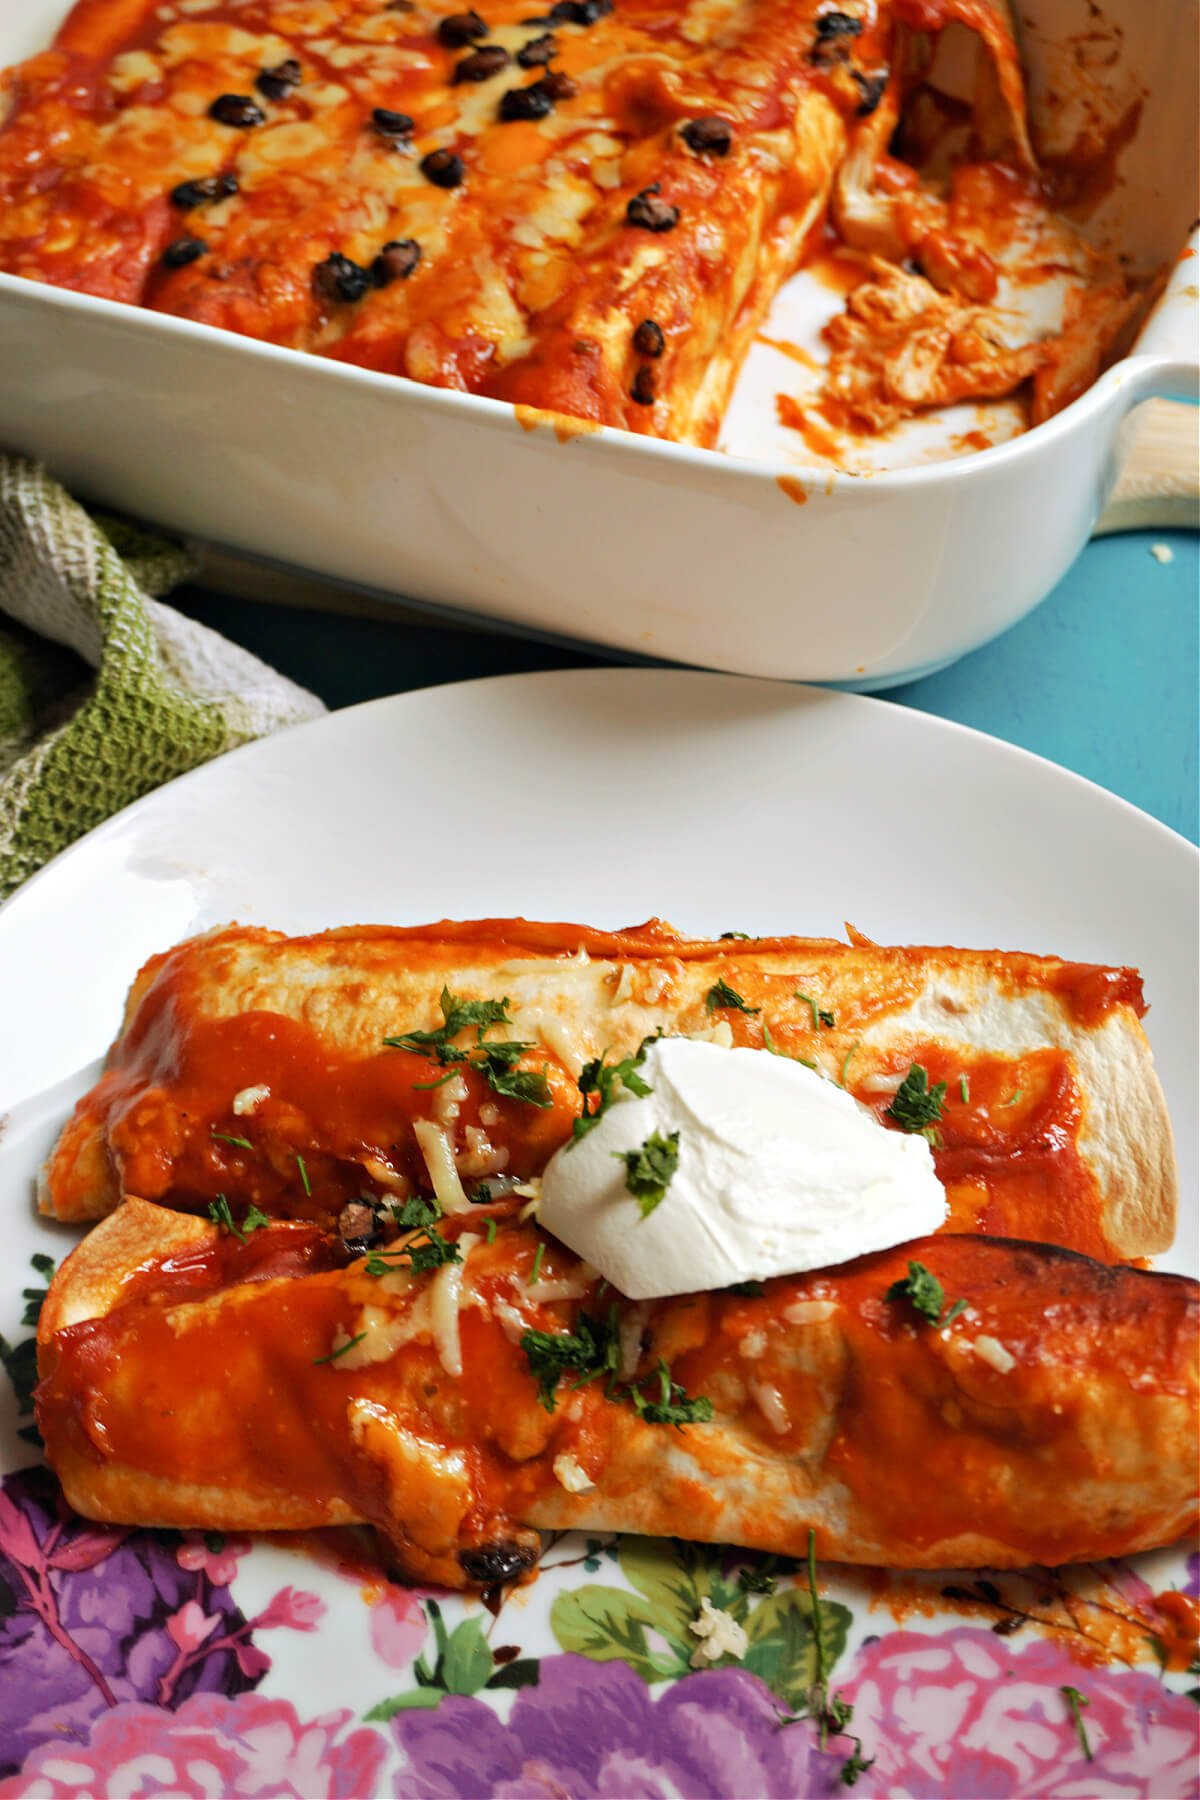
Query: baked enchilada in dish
0,0,1153,446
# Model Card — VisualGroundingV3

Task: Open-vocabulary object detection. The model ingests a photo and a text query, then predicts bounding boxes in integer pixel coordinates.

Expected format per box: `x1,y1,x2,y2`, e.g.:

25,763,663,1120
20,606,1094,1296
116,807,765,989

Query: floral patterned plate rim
0,669,1196,1798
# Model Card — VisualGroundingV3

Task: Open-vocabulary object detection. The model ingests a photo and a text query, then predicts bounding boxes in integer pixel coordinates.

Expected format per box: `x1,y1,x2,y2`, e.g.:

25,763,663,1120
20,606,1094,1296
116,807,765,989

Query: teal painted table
177,526,1198,845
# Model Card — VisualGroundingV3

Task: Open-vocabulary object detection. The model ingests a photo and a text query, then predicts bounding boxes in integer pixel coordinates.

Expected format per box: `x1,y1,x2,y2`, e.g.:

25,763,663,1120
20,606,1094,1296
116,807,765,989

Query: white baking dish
0,0,1196,687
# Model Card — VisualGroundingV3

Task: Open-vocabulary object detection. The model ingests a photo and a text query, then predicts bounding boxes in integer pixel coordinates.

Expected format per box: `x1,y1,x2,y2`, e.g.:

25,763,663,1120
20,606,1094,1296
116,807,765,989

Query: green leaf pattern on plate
551,1536,851,1708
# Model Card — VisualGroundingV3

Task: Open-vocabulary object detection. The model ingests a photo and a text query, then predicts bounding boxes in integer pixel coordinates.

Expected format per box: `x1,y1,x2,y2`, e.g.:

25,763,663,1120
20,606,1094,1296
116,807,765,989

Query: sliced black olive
548,0,611,22
454,45,510,81
681,114,732,156
633,318,665,358
852,68,887,116
161,236,207,268
437,9,489,45
459,1538,541,1585
630,366,656,406
815,9,862,38
371,237,422,284
420,147,466,186
312,251,372,302
498,81,555,120
256,57,301,101
516,31,557,65
170,172,238,209
626,186,678,232
208,93,267,129
372,106,416,139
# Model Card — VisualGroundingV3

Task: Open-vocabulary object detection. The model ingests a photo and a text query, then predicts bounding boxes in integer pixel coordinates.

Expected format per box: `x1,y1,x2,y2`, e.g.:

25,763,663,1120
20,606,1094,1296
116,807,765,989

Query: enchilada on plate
42,917,1177,1262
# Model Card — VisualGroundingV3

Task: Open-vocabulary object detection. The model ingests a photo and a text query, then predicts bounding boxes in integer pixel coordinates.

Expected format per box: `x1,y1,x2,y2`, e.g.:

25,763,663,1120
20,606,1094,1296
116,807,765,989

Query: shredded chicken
823,258,1044,432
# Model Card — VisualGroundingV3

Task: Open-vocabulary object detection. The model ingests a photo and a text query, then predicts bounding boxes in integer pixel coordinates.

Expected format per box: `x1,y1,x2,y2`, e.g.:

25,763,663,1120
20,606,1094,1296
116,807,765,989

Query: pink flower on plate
176,1532,252,1588
165,1601,221,1655
370,1586,428,1669
0,1692,391,1799
838,1626,1200,1799
255,1585,326,1632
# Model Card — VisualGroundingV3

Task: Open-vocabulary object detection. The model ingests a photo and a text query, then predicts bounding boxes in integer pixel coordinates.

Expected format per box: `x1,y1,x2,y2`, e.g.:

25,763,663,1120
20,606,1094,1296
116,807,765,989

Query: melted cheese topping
0,0,1135,446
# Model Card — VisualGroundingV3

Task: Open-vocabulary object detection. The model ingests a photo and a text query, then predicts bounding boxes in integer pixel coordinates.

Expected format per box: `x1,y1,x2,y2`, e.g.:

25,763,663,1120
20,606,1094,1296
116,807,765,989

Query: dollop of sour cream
539,1039,946,1299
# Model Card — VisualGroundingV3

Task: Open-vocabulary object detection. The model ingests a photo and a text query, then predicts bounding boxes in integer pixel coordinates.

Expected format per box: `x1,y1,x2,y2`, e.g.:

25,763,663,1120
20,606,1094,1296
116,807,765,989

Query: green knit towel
0,457,324,900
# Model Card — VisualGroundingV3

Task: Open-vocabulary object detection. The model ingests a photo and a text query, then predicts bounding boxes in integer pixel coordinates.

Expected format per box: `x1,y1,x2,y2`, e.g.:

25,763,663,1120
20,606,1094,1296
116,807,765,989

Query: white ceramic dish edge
0,0,1196,687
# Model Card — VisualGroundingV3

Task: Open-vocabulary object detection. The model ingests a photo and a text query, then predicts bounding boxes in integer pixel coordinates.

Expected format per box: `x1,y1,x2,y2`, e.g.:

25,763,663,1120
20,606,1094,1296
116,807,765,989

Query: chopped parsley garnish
885,1260,966,1329
385,987,512,1057
838,1039,860,1088
1061,1686,1093,1761
572,1037,655,1144
206,1195,271,1242
296,1153,312,1195
365,1216,461,1276
486,1217,498,1244
719,930,753,940
614,1128,680,1219
313,1329,369,1365
392,1194,442,1231
413,1069,460,1090
1001,1087,1024,1108
885,1063,947,1142
384,989,551,1107
521,1309,619,1410
629,1359,713,1429
959,1074,970,1104
211,1130,253,1149
521,1325,711,1430
528,1242,546,1286
727,1279,764,1298
705,977,760,1014
475,1041,553,1107
795,991,835,1029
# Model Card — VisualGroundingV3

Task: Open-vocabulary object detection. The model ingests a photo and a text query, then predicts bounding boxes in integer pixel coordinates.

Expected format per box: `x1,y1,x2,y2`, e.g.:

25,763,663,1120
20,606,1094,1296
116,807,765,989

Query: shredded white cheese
493,1295,529,1345
689,1598,749,1666
750,1380,791,1435
688,1019,734,1048
232,1085,270,1116
618,1302,651,1381
429,1233,479,1378
553,1452,595,1494
973,1333,1017,1373
413,1118,471,1214
433,1072,469,1127
783,1299,837,1325
739,1328,767,1360
524,1276,592,1304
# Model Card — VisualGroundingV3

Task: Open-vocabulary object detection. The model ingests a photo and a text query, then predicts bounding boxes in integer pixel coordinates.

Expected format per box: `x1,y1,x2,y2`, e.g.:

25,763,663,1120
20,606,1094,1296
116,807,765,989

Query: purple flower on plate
387,1653,845,1798
0,1692,390,1798
0,1467,258,1777
835,1625,1200,1799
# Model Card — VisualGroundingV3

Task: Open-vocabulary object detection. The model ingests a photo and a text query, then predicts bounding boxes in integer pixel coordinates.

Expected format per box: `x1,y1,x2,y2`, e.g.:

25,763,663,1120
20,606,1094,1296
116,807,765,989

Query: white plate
0,670,1195,1797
